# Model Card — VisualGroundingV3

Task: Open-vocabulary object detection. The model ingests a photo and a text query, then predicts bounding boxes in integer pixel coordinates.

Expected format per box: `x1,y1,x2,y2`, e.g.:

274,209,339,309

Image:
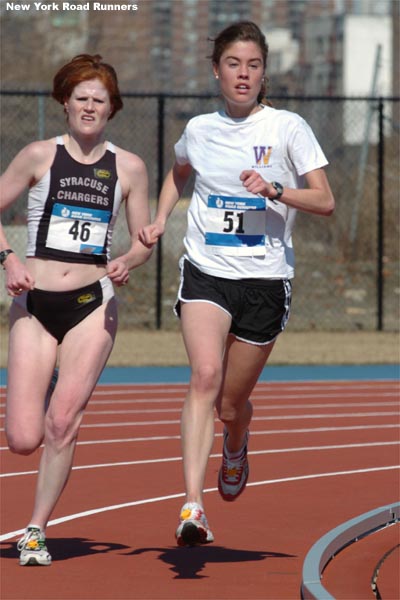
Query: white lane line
2,425,399,451
252,411,400,420
66,410,400,430
1,424,399,451
2,401,398,419
86,400,400,409
2,441,398,478
8,411,391,430
1,465,398,542
2,390,398,409
0,381,398,398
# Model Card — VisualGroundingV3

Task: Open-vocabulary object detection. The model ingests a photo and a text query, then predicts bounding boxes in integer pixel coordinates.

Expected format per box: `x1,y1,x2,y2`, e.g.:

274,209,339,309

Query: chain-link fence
1,93,399,333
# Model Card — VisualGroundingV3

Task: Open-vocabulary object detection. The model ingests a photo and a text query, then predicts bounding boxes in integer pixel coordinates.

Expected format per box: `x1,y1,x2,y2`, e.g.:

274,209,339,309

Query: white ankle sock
225,440,246,460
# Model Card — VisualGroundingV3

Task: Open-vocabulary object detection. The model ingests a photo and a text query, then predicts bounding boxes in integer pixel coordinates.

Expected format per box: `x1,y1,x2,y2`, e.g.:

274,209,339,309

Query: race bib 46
46,203,111,254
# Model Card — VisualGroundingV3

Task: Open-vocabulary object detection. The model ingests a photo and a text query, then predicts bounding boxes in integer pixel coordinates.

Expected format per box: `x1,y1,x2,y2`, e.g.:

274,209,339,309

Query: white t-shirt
174,105,328,279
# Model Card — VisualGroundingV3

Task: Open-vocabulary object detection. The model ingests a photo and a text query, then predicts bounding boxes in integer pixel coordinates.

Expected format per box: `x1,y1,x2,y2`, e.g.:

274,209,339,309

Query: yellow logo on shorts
94,169,111,179
77,293,95,304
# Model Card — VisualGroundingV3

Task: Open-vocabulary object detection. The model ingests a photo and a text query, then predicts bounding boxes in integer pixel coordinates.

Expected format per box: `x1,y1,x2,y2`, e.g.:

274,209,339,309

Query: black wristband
270,181,284,200
0,249,14,267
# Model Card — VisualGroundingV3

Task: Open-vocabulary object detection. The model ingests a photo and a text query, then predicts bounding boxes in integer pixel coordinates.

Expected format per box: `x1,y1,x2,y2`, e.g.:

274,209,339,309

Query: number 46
69,220,91,242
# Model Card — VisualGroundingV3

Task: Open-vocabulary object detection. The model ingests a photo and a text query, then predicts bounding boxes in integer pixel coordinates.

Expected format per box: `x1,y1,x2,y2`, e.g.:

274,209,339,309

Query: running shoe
218,429,249,502
17,526,52,566
175,502,214,546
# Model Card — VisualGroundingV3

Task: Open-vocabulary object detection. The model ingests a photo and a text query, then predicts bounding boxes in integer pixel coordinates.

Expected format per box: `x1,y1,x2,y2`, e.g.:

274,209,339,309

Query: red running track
0,379,399,600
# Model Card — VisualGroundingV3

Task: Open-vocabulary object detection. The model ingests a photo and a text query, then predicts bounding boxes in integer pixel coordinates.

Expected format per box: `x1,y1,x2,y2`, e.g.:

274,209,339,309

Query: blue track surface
1,364,398,386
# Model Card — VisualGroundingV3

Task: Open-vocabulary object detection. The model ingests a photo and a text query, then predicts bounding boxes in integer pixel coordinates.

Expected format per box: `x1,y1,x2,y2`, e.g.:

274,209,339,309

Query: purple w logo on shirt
253,146,272,166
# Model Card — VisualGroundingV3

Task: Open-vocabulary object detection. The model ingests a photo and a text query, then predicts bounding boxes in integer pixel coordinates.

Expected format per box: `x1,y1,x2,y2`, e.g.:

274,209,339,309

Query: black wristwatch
270,181,284,200
0,249,14,266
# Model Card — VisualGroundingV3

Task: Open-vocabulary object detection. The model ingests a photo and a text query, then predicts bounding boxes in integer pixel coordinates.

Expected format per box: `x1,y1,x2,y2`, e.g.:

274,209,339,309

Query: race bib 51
205,195,267,256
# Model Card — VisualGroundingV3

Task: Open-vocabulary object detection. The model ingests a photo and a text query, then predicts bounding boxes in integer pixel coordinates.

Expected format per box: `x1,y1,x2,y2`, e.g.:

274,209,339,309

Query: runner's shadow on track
128,546,296,579
0,537,130,561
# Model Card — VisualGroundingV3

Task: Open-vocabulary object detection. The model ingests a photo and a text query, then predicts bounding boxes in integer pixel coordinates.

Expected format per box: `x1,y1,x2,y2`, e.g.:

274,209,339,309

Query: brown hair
52,54,123,120
209,21,269,104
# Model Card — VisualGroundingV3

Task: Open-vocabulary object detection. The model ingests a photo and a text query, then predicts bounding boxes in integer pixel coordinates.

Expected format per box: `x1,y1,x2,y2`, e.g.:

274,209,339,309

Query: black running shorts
175,259,292,345
14,276,114,345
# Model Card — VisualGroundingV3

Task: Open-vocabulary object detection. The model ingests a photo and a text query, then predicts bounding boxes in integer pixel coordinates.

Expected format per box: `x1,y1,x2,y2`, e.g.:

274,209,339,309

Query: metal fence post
377,98,385,331
156,95,165,329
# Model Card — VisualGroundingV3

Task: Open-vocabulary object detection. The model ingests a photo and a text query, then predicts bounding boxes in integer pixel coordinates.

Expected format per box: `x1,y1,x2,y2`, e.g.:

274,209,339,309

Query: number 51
223,211,245,234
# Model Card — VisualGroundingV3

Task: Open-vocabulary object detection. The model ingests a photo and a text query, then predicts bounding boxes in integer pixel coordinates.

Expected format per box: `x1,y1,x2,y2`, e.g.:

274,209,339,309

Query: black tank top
29,139,122,265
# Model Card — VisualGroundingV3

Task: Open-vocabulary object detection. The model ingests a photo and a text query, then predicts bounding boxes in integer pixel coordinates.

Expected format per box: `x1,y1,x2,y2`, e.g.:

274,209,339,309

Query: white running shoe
175,502,214,546
17,527,52,566
218,429,249,502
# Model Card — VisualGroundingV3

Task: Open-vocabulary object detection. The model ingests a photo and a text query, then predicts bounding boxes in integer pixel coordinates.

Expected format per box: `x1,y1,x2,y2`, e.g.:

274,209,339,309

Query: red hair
52,54,123,120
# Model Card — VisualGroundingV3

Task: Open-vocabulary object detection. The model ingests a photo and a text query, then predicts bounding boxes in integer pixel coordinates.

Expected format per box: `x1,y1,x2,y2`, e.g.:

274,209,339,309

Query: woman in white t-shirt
140,21,335,547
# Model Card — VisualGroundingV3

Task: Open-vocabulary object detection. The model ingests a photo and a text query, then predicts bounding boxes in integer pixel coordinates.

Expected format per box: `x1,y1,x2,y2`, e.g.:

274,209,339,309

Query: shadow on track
128,546,296,579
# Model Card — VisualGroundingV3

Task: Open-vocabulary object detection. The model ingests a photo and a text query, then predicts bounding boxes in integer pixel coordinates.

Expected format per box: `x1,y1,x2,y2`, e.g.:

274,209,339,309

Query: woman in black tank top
0,54,153,566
